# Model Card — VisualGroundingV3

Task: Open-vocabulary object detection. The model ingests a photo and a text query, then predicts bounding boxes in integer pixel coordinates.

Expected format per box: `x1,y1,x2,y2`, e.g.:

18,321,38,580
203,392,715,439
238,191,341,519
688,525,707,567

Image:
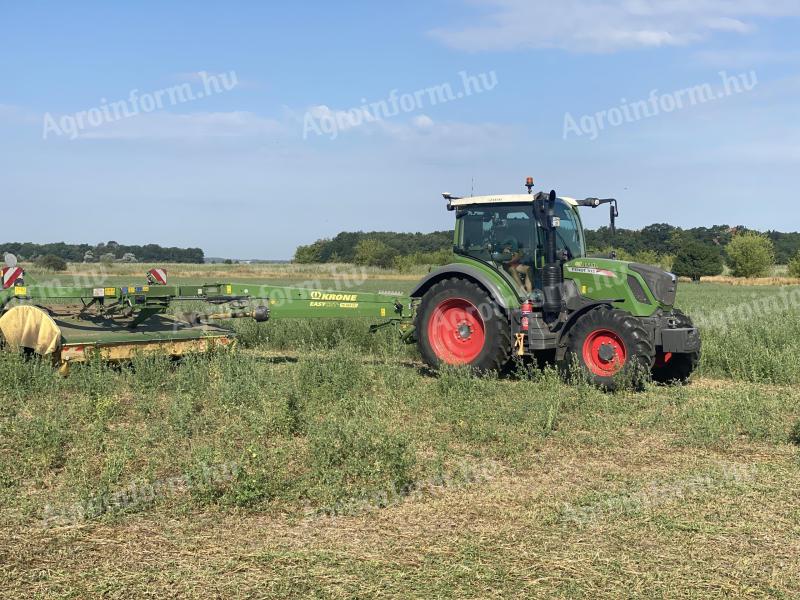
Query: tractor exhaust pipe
539,190,564,315
544,190,558,265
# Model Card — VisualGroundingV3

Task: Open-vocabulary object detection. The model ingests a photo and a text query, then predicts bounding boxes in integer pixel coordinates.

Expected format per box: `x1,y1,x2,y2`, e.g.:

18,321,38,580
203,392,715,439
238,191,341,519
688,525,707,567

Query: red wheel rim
427,297,485,364
582,329,627,376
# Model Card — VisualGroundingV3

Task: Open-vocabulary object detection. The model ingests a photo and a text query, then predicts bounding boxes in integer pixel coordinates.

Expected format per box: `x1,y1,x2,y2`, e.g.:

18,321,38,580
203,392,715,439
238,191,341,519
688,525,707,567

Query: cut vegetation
1,264,799,597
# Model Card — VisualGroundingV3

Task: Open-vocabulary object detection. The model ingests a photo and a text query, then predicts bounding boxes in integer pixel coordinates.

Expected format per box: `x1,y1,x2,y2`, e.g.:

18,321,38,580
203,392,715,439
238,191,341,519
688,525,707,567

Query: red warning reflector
147,268,167,285
2,266,24,289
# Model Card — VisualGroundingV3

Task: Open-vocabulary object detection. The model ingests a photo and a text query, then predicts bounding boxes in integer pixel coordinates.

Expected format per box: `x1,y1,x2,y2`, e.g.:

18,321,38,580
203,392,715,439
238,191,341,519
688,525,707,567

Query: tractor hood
563,257,677,317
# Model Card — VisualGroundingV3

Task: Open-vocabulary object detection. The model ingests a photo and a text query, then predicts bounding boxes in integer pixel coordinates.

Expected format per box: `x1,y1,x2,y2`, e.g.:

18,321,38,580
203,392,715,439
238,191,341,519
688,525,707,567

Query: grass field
2,263,800,598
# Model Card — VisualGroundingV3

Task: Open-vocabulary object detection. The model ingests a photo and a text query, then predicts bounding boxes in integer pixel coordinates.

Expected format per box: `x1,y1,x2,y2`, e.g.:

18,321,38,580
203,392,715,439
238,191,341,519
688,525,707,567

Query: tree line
294,224,800,279
294,231,453,270
584,223,800,264
1,241,205,264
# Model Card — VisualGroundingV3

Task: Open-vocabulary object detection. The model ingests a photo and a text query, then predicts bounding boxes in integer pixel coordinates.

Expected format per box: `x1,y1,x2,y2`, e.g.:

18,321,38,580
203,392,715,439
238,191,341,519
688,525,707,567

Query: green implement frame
0,281,414,370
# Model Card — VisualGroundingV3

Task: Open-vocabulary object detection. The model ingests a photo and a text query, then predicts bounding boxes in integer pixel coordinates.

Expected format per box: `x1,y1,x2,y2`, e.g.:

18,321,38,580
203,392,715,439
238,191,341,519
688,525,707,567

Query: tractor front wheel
563,307,655,390
416,277,512,373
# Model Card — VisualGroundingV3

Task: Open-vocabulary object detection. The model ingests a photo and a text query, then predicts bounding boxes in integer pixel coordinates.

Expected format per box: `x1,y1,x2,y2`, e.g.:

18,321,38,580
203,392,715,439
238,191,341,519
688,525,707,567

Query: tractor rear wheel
563,307,655,390
652,309,700,385
416,277,512,373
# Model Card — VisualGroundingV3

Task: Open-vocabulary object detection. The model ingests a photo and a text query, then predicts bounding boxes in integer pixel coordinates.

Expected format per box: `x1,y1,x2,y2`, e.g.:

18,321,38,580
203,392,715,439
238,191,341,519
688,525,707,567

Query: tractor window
456,204,535,268
551,201,585,260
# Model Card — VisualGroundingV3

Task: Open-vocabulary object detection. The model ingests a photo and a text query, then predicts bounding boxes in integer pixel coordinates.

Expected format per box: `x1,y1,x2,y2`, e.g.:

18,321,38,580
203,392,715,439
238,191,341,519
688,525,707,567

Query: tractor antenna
471,177,475,197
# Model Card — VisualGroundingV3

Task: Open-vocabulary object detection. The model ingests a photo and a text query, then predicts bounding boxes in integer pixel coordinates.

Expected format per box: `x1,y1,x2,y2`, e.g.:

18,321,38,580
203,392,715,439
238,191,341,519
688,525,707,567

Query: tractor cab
447,193,586,294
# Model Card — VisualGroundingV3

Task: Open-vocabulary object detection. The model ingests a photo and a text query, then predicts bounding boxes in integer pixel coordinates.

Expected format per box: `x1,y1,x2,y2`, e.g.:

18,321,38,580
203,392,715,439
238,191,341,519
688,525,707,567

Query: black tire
562,307,655,391
416,277,512,373
652,309,701,385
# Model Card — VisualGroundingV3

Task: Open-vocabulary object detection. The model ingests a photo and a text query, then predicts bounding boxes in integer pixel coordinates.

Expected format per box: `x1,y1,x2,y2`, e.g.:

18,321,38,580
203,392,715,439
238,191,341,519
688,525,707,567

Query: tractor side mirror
610,203,616,234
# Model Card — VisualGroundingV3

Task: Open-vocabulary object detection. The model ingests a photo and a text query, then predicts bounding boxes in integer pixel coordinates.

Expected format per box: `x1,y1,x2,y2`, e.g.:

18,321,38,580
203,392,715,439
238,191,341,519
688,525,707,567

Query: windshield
551,200,585,260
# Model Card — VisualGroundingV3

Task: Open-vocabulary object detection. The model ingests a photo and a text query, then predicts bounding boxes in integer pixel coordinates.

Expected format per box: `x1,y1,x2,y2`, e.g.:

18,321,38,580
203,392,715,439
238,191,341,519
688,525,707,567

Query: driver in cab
499,237,533,293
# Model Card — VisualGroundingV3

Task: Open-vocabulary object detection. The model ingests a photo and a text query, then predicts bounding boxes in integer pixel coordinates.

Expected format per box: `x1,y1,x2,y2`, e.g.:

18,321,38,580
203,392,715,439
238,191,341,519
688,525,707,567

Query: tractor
410,178,701,388
0,178,700,388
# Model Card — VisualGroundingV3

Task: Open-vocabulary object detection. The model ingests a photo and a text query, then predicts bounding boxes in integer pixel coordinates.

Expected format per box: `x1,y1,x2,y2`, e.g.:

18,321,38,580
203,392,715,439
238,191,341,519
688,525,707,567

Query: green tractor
410,178,700,388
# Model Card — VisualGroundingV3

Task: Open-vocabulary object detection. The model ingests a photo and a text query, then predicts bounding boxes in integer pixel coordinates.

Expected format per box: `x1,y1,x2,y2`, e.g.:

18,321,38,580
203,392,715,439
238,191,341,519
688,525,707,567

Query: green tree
725,232,775,278
353,239,397,269
35,254,68,272
788,251,800,278
293,240,326,264
672,242,723,282
631,250,660,266
393,249,453,272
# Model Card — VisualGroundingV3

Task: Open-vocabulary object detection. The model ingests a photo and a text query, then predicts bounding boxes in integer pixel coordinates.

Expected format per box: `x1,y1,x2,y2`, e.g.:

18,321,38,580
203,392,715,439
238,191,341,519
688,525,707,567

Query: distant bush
725,232,775,278
393,249,453,272
631,249,660,266
657,254,675,272
672,242,723,282
625,250,674,272
788,252,800,278
353,239,397,269
35,254,68,271
293,240,326,264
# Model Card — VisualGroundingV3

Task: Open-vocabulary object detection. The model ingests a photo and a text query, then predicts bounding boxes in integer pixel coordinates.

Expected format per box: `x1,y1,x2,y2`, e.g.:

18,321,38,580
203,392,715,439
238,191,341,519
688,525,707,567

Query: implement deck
0,278,412,371
55,313,234,363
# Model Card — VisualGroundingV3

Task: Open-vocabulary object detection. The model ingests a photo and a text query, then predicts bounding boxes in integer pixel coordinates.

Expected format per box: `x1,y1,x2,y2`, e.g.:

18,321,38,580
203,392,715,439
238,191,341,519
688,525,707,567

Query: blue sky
1,1,798,259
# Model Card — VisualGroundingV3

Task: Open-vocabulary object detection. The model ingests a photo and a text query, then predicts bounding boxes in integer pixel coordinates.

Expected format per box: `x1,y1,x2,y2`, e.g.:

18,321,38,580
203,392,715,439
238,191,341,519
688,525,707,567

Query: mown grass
0,347,574,524
2,266,800,597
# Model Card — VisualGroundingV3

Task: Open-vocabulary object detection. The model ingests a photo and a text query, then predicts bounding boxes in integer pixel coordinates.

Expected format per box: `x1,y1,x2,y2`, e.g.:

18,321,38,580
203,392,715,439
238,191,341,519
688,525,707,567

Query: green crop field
2,264,800,598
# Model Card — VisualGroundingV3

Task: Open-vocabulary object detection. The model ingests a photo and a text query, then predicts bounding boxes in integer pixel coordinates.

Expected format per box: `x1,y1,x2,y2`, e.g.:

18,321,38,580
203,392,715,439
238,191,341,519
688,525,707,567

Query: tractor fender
410,264,514,311
555,301,614,360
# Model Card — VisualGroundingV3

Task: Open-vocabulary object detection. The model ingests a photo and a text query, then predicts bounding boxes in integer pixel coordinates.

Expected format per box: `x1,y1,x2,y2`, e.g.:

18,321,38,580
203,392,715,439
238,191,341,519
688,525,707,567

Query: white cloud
296,104,509,148
412,114,435,129
430,0,800,53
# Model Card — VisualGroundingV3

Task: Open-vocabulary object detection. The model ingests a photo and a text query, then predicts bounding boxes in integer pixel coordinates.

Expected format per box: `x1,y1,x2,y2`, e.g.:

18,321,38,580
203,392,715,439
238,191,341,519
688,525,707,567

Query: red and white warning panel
147,268,167,285
2,266,24,289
